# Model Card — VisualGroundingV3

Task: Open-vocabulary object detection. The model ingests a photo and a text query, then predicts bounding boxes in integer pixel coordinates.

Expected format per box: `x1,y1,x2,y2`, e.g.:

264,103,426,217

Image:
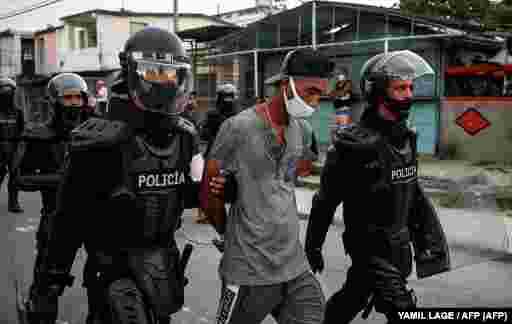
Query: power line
0,0,59,18
0,0,64,21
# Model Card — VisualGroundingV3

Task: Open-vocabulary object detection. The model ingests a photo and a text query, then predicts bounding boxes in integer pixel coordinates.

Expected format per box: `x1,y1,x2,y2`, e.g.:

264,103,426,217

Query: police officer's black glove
220,170,237,204
306,248,324,274
24,283,62,324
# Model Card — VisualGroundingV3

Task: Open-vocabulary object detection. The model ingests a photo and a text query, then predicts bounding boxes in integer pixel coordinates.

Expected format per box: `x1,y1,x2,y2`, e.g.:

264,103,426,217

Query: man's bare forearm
200,159,226,235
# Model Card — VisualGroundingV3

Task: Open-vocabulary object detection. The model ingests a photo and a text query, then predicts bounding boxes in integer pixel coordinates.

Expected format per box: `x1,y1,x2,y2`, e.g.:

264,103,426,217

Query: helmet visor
131,52,191,114
372,50,435,81
136,59,190,85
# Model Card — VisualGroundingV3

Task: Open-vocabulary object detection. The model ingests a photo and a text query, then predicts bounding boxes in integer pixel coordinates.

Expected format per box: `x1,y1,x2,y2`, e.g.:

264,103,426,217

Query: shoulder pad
333,124,382,152
175,116,197,136
70,118,132,152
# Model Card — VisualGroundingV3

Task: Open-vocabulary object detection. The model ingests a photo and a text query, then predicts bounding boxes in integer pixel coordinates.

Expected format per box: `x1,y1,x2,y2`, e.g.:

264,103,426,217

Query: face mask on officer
283,77,326,119
56,89,85,129
217,93,235,117
360,50,434,123
333,94,351,109
382,79,414,122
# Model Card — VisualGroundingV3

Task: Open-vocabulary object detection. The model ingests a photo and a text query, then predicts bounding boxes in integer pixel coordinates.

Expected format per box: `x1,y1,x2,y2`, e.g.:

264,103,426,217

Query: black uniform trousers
324,250,416,324
0,143,19,204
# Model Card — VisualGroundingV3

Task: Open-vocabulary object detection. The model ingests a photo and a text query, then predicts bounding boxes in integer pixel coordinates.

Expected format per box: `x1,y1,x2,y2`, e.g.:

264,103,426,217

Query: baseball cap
265,48,334,85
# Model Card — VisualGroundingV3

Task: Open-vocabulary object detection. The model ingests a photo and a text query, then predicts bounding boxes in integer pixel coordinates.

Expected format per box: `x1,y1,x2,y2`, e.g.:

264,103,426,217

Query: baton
179,243,194,286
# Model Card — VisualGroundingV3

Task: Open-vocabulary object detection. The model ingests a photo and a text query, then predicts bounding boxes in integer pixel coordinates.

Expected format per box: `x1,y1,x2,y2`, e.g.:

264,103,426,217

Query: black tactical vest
341,126,418,235
88,131,195,252
128,135,191,245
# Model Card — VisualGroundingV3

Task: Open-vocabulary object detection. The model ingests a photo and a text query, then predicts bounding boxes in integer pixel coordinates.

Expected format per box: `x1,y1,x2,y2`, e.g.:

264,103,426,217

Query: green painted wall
409,101,439,154
307,99,439,154
307,100,334,146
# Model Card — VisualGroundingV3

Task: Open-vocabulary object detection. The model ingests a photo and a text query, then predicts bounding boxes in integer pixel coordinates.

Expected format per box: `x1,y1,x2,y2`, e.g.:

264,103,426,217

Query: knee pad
106,278,152,324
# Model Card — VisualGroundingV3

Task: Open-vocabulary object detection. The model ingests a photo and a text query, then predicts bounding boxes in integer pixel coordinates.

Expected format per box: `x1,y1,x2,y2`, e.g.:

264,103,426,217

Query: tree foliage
399,0,512,31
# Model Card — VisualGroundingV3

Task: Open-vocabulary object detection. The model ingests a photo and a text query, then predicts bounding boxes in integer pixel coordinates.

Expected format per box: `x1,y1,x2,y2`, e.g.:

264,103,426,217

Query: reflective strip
216,284,240,324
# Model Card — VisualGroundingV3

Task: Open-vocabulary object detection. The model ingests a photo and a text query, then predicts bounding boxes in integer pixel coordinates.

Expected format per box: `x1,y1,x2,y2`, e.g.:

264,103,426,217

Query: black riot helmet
47,73,89,132
121,27,192,116
47,72,89,108
0,77,17,108
216,83,237,117
360,50,434,104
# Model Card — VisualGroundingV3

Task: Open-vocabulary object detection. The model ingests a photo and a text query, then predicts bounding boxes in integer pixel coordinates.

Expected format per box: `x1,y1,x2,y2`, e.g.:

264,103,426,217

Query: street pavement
1,186,511,324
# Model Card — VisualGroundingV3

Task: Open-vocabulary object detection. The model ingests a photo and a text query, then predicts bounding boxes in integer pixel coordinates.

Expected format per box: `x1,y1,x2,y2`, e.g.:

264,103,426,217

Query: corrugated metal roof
60,9,237,27
210,1,502,53
178,25,242,43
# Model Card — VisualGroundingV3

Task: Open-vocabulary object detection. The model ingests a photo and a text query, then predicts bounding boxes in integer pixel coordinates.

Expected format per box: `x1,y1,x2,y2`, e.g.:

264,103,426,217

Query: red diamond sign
455,107,491,136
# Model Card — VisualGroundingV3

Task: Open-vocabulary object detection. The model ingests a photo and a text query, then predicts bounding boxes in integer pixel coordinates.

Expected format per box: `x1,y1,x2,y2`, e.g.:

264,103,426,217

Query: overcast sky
0,0,397,31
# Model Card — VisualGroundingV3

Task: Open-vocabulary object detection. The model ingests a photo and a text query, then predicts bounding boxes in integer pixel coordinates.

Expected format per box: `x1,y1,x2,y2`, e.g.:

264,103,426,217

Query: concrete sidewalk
295,187,512,255
176,215,512,324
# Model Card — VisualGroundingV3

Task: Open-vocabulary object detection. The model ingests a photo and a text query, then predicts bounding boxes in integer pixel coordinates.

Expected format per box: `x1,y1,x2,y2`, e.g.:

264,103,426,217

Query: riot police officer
0,77,24,213
22,27,229,324
200,83,238,157
13,72,94,271
304,50,451,323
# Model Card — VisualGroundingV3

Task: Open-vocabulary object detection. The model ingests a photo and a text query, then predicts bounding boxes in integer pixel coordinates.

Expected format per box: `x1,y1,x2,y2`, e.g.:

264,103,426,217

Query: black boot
8,189,23,213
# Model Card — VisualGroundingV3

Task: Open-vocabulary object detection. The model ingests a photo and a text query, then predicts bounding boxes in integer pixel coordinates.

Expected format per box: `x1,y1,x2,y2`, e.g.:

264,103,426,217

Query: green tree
400,0,490,19
398,0,512,31
487,1,512,31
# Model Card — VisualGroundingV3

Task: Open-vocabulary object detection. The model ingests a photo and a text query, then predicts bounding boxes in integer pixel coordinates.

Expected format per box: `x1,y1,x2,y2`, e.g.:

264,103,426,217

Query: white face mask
283,77,316,118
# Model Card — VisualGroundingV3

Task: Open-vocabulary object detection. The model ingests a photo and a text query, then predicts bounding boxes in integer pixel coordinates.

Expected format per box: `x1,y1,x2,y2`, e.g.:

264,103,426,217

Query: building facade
19,9,234,119
0,29,34,78
207,1,505,158
33,9,234,74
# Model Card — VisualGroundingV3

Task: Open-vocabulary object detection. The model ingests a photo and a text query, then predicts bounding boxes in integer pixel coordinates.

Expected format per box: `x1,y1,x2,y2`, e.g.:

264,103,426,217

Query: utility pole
174,0,178,33
312,0,317,50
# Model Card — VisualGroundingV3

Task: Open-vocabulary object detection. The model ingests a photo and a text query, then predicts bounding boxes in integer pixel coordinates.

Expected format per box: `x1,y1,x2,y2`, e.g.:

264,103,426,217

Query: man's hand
200,160,228,235
210,170,237,203
296,159,313,177
306,249,325,274
209,175,225,196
